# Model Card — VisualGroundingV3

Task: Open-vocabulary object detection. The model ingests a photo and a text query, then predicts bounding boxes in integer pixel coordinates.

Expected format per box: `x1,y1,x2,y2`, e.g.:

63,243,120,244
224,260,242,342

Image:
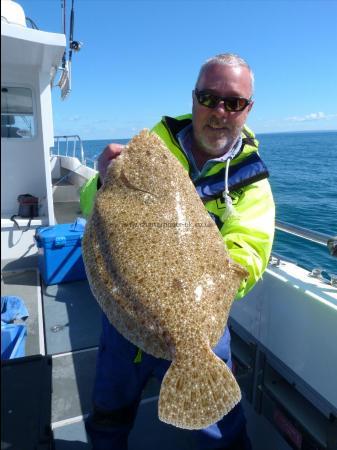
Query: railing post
78,136,84,164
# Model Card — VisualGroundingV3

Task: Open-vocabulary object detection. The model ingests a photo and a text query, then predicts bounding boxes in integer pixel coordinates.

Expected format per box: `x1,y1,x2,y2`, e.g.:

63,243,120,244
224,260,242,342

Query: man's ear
192,89,197,108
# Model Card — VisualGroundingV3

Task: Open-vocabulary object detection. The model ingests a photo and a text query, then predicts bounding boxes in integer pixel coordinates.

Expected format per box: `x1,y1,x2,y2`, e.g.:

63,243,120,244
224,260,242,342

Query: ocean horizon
79,129,337,142
54,130,337,275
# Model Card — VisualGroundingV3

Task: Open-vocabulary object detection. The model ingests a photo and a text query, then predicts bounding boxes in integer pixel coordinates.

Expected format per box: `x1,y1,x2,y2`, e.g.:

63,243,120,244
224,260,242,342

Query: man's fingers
98,144,124,182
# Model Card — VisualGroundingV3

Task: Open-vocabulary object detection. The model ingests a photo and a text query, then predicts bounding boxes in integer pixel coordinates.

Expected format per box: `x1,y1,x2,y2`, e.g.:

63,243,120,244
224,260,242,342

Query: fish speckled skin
82,129,248,430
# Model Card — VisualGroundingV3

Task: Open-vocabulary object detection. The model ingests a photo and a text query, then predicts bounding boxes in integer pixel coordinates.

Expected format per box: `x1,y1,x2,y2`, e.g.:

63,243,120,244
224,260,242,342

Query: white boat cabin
1,0,65,259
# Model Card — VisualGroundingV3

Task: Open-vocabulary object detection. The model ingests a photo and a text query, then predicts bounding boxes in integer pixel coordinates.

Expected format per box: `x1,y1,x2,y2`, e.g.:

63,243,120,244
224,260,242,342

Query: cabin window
1,87,35,139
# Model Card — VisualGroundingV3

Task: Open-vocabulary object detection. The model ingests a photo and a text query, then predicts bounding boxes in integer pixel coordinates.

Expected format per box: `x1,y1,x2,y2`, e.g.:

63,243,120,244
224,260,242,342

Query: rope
221,157,237,221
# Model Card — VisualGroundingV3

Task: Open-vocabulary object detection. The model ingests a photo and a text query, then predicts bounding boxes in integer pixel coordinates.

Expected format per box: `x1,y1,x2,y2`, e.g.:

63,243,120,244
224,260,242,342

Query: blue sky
20,0,337,139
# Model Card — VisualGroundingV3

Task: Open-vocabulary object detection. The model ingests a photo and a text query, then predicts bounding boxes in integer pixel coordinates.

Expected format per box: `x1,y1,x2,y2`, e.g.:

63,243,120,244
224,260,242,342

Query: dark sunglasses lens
196,90,250,111
225,98,248,112
198,92,218,108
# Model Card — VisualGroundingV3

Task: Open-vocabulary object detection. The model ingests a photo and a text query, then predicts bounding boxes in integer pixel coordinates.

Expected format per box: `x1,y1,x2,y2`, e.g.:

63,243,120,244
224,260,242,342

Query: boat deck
1,200,293,449
1,264,206,450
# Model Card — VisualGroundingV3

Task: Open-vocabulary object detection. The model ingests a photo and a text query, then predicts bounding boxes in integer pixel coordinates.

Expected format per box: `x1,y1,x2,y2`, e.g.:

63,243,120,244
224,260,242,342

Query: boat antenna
62,0,66,34
57,0,83,100
69,0,83,60
60,0,67,71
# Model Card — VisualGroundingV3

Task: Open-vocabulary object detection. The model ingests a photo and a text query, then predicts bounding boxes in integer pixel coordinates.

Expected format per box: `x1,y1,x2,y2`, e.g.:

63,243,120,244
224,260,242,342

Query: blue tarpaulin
1,295,29,324
1,296,29,359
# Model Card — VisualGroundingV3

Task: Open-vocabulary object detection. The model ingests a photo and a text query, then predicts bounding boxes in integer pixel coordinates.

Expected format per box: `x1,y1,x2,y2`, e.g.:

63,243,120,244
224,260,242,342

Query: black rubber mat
1,355,53,450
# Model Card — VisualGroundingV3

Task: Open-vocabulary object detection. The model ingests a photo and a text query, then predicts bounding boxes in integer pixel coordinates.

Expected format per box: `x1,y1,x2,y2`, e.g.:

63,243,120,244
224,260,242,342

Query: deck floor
1,199,293,450
1,268,42,355
1,262,292,450
52,397,293,450
42,280,101,355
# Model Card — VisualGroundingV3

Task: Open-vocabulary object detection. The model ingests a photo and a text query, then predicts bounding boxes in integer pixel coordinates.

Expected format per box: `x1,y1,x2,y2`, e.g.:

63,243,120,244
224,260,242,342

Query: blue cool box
35,219,87,286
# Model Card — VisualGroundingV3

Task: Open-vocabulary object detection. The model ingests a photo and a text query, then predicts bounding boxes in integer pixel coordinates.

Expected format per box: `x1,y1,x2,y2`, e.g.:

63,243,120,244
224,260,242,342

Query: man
81,53,275,449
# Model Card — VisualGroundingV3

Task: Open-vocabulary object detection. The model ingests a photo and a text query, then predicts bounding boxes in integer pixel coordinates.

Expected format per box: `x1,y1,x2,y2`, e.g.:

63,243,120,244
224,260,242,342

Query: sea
74,131,337,276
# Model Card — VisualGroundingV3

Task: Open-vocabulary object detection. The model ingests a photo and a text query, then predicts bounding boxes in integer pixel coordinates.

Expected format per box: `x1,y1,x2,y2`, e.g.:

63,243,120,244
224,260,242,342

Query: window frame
1,84,38,141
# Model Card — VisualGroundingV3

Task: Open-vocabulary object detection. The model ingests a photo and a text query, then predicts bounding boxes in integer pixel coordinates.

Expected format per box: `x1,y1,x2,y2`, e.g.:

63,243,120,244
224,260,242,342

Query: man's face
192,63,254,157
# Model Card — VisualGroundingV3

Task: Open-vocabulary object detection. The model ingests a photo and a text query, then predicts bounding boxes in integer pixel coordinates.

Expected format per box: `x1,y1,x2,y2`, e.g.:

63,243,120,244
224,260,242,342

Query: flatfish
82,129,248,429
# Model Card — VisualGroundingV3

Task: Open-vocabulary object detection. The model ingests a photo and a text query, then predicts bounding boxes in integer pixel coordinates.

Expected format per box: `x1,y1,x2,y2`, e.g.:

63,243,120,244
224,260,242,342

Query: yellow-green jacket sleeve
221,179,275,299
80,173,100,218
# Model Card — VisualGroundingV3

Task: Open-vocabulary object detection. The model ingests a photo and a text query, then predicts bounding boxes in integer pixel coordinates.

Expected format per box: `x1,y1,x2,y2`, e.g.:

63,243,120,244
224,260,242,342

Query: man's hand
98,143,124,183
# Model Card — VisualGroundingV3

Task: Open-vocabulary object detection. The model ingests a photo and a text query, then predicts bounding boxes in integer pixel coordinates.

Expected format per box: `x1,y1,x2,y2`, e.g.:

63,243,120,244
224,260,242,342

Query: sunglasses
194,89,252,112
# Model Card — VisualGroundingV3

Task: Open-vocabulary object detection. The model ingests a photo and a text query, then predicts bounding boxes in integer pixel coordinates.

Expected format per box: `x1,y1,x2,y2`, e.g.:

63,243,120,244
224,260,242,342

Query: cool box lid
35,218,86,247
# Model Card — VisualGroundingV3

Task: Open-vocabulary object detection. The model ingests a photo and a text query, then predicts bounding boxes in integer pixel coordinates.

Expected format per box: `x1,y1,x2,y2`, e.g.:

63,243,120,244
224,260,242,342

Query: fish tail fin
158,346,241,430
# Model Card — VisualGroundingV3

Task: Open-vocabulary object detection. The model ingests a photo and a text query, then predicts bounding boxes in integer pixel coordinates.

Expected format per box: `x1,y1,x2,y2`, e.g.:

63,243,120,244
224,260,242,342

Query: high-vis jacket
80,115,275,299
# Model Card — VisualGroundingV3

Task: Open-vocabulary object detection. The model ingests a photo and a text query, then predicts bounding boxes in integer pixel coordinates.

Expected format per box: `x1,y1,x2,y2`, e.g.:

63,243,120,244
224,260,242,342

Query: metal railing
51,135,99,169
84,157,98,170
275,220,336,257
52,135,85,164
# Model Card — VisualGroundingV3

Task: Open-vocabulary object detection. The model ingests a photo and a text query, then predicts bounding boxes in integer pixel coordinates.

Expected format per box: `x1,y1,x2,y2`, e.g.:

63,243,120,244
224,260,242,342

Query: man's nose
213,101,230,116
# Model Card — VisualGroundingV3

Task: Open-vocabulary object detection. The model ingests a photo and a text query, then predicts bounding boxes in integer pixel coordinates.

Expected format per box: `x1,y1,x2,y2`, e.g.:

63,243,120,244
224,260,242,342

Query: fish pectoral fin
120,170,157,197
158,346,241,430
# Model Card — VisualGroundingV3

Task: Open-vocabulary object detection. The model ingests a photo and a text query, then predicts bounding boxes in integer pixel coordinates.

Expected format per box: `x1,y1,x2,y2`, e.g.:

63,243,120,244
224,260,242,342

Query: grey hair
195,53,255,93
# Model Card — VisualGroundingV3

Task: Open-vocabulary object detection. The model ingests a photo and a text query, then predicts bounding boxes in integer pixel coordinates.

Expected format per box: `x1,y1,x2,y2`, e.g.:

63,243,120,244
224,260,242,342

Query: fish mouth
120,170,157,197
